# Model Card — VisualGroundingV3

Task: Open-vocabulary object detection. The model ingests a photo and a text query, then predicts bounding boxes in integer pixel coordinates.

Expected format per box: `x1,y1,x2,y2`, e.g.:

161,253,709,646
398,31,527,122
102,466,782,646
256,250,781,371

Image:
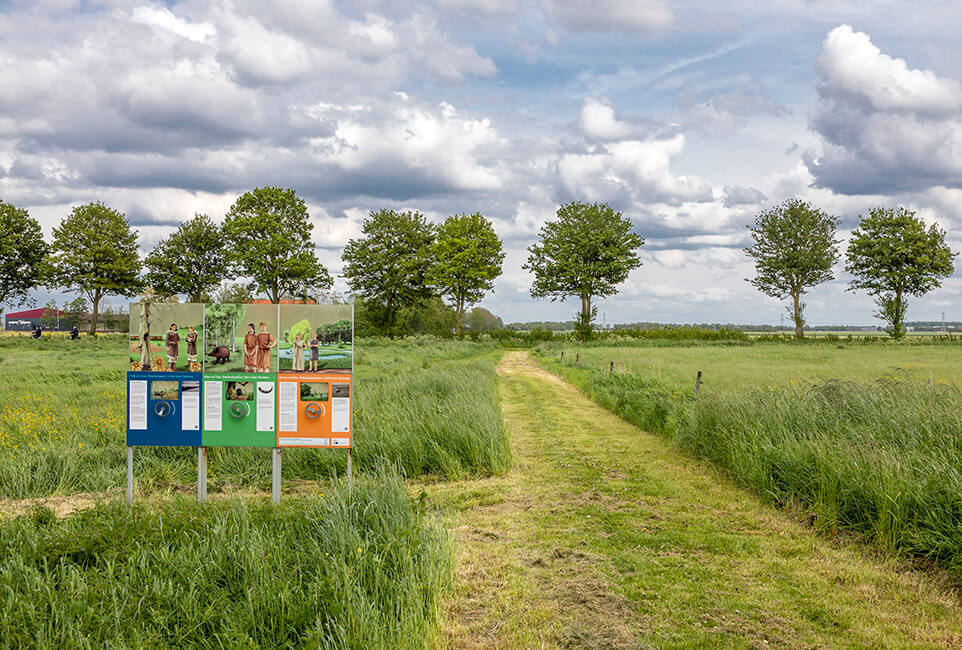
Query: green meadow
536,340,962,583
1,333,961,646
0,334,508,499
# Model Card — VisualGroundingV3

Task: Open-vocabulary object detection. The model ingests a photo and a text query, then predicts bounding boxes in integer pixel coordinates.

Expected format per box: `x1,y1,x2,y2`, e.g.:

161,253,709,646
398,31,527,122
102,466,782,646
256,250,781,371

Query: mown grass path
430,351,962,648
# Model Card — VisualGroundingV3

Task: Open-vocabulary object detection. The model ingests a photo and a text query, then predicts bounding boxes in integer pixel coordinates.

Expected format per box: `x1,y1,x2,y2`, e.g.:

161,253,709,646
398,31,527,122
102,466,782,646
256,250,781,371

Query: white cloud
817,25,962,116
121,57,260,132
540,0,672,34
130,6,216,43
807,25,962,194
580,97,642,140
560,133,713,205
312,100,503,192
218,13,314,85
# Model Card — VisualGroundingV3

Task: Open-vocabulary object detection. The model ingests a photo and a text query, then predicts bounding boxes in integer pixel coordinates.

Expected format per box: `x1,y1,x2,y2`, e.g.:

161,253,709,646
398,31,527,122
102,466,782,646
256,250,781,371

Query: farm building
3,307,72,331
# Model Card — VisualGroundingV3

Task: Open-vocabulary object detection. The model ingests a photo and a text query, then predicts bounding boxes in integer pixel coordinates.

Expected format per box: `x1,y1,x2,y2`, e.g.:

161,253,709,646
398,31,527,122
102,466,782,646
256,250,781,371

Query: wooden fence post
695,370,702,395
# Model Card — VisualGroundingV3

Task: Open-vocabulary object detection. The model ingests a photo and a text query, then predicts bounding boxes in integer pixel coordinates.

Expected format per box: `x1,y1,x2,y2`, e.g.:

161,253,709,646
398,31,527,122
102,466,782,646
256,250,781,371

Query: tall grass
0,335,509,498
0,470,452,648
539,350,962,583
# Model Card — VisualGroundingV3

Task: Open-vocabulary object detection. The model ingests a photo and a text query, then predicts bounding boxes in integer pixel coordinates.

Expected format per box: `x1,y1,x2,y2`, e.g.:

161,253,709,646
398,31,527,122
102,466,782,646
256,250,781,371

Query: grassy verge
534,345,962,585
0,335,508,498
429,352,962,647
0,470,452,648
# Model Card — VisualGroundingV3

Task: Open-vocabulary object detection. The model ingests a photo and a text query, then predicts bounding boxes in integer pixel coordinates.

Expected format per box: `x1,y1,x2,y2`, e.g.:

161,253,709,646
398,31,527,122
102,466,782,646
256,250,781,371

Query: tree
342,209,435,335
48,202,142,334
744,198,840,339
221,187,332,303
205,302,247,350
213,283,254,304
102,304,122,331
524,202,643,341
395,295,456,336
64,296,88,329
144,213,228,302
428,213,505,336
465,307,504,332
846,206,956,339
0,200,48,312
40,300,60,330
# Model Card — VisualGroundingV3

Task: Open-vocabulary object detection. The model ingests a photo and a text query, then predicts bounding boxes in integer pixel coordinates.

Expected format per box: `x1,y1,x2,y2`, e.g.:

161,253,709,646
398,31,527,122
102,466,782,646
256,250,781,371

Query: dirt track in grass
429,351,962,648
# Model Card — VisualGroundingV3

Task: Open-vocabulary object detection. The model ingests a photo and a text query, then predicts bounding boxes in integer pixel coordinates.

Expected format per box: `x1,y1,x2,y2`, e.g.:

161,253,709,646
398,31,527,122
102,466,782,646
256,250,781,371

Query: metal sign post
126,446,133,505
272,448,282,504
197,447,207,503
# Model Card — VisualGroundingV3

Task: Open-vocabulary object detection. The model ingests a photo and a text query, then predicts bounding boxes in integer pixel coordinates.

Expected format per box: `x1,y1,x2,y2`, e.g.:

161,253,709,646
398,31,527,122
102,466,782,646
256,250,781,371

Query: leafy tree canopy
342,209,435,335
213,283,254,304
744,198,840,338
0,200,49,311
145,213,228,302
524,202,643,340
465,307,504,332
846,206,956,339
428,212,504,336
48,202,142,334
222,187,332,303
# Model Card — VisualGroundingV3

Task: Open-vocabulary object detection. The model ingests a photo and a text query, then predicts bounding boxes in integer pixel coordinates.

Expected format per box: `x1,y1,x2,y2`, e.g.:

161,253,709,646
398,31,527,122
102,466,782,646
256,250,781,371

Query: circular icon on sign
230,402,249,418
304,402,324,419
154,401,175,418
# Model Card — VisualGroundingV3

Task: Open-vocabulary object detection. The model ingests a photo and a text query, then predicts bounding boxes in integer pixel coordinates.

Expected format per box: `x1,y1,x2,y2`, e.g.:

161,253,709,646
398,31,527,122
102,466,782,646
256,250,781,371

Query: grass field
0,334,508,499
536,341,962,583
2,333,961,645
424,352,962,647
0,470,452,648
549,341,962,389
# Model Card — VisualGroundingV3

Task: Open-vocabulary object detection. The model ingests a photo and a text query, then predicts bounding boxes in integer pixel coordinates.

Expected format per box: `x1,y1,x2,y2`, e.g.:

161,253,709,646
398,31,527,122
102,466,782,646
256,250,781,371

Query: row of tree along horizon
0,189,955,339
18,307,962,337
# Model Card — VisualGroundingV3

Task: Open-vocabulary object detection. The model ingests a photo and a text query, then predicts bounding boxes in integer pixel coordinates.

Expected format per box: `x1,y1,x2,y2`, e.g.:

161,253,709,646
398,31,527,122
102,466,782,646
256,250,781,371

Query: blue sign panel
126,371,203,446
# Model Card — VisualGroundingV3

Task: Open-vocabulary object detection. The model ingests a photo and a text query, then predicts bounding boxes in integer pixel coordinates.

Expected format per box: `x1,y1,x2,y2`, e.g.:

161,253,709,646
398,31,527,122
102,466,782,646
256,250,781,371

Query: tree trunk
89,290,102,335
792,291,804,339
578,293,592,342
385,297,395,338
894,287,904,339
455,294,464,338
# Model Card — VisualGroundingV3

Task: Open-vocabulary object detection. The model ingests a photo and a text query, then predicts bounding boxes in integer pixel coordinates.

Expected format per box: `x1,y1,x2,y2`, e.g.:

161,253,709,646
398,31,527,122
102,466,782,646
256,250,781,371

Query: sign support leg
126,446,134,505
272,447,281,504
198,447,207,503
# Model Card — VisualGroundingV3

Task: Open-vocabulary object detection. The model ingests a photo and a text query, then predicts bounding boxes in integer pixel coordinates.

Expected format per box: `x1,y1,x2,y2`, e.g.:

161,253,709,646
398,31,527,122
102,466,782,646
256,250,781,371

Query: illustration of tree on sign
139,300,153,367
206,303,246,350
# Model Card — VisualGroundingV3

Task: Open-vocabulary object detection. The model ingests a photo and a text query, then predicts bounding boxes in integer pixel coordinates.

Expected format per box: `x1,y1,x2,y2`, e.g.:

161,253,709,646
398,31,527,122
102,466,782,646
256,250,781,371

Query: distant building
3,307,72,331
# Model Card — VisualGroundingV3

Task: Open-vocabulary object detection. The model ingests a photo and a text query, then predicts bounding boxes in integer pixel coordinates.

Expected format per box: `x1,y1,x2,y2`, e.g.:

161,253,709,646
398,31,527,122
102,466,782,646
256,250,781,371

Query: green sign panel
201,373,277,447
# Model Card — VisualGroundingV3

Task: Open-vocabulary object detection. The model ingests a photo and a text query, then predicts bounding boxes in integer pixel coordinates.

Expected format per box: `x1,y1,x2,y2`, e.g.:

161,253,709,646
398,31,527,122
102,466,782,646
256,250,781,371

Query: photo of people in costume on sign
129,303,204,372
278,304,352,373
203,303,278,374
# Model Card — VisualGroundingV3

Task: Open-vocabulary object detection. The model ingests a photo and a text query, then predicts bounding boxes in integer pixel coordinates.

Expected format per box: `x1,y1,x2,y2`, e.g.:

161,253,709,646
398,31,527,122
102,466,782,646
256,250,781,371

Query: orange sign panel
276,372,352,448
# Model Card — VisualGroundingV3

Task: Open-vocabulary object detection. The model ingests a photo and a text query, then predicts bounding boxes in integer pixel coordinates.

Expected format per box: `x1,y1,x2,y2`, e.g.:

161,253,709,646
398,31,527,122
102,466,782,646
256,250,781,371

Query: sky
2,0,962,326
